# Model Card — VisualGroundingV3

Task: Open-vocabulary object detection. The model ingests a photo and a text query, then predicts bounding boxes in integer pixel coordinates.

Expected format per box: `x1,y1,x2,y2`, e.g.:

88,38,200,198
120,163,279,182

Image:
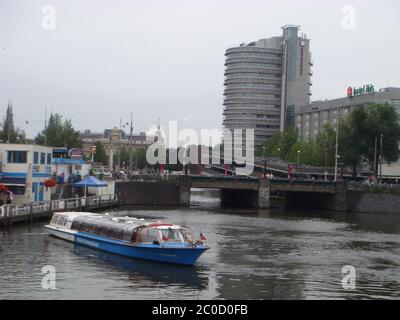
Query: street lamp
277,148,281,160
379,133,383,184
262,146,266,178
297,150,301,167
334,106,340,182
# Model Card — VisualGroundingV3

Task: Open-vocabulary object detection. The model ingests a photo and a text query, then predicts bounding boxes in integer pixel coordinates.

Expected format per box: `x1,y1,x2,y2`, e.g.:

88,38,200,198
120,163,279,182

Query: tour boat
44,212,209,266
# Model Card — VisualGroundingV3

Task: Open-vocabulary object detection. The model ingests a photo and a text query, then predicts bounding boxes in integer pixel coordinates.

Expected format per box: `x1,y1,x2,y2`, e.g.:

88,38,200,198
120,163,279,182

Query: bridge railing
270,178,337,187
347,181,400,194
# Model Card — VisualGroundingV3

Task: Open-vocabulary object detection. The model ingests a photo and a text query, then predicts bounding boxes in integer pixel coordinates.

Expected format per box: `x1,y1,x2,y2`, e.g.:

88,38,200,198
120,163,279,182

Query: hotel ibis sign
347,84,375,97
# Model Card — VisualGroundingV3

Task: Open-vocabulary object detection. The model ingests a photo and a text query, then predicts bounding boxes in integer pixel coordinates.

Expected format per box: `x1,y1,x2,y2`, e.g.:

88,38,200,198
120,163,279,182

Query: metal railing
0,194,119,220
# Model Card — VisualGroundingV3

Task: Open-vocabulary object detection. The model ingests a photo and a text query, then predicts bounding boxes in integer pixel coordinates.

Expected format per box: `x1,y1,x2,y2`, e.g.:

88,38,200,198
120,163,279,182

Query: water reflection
73,244,209,290
1,188,400,299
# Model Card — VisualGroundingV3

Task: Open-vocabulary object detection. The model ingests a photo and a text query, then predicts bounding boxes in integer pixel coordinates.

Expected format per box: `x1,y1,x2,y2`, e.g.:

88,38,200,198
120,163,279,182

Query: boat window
131,229,137,242
80,221,90,233
89,224,97,234
79,221,86,231
56,217,65,226
123,225,136,242
51,215,59,225
116,226,125,240
160,229,183,243
107,224,117,239
71,220,79,230
180,227,194,243
98,225,107,236
138,228,160,243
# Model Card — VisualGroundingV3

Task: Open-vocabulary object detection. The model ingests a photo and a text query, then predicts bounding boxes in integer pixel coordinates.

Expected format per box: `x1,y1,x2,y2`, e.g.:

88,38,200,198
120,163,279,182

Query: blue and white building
0,144,53,204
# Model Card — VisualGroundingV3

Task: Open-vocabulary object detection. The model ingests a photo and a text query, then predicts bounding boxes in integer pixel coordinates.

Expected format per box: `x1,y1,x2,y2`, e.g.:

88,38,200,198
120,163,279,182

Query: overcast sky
0,0,399,138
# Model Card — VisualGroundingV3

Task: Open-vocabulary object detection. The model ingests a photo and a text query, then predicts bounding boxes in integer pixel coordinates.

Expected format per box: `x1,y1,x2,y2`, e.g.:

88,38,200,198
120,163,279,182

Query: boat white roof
54,211,181,229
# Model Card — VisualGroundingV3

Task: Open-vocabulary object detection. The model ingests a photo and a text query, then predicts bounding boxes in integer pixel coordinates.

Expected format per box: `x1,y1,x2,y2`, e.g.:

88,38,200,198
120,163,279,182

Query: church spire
5,99,15,133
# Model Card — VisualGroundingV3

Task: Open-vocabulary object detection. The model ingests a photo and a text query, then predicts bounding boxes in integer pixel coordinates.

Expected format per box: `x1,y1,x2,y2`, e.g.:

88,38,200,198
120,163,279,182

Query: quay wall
346,191,400,214
115,177,191,207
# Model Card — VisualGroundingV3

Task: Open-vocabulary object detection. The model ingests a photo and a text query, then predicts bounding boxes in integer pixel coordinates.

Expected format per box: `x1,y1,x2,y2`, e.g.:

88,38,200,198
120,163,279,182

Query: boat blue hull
73,232,208,266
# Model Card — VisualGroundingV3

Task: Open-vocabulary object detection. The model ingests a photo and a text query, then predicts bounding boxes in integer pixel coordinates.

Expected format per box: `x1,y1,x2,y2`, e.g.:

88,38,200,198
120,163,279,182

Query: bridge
115,175,347,211
189,176,346,210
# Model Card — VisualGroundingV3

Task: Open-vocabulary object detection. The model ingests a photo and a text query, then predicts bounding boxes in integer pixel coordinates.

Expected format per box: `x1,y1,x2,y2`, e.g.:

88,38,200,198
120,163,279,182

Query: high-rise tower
222,25,313,151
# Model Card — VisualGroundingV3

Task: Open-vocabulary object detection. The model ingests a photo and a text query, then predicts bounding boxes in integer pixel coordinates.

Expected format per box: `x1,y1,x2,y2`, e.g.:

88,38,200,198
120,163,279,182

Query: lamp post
334,107,340,182
262,146,266,178
297,150,301,167
374,137,378,177
379,133,383,184
277,148,281,160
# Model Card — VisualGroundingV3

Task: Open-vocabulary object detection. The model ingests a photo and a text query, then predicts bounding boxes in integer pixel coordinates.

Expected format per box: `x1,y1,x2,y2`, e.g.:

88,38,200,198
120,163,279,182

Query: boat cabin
50,213,197,245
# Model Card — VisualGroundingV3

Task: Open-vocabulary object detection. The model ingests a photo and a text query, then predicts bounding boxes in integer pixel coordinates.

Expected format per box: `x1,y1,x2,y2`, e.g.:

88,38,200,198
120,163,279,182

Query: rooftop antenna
129,112,133,142
44,106,48,146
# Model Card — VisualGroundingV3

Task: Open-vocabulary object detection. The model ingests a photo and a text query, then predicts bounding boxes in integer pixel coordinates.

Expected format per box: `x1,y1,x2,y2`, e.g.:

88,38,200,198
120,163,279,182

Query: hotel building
295,86,400,179
295,87,400,140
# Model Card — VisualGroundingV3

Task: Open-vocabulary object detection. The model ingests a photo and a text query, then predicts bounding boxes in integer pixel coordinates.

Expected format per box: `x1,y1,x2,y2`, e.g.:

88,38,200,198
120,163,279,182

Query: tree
133,148,148,169
259,127,298,159
313,124,337,167
0,102,26,144
258,103,400,173
93,141,108,165
339,103,400,174
35,113,82,149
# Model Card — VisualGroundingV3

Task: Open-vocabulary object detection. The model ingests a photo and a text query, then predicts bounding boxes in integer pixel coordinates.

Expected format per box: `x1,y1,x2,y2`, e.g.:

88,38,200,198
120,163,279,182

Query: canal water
1,189,400,300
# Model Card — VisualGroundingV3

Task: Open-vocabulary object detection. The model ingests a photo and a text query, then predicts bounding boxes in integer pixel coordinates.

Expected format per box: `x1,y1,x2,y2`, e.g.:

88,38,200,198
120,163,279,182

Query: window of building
40,153,46,165
34,152,39,164
47,153,52,165
7,185,26,195
7,151,27,164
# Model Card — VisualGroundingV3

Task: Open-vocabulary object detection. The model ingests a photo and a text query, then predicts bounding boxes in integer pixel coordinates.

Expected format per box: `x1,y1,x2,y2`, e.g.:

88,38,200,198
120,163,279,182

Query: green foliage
0,111,26,144
338,103,400,172
93,141,108,165
0,126,26,144
313,124,336,167
260,127,298,160
113,147,148,170
35,113,82,149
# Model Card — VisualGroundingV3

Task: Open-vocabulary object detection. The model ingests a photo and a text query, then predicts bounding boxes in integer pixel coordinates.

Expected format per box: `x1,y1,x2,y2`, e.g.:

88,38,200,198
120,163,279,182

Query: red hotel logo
347,86,353,97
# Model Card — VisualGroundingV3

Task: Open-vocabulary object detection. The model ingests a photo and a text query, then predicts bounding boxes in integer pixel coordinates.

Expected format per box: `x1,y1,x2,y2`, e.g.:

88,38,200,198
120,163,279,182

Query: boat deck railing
0,194,120,226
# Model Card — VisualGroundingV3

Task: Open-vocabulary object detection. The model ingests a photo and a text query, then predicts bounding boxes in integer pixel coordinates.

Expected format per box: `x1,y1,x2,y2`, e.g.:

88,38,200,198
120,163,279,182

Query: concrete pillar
3,206,8,227
178,176,191,206
29,204,34,223
257,179,270,209
333,182,347,212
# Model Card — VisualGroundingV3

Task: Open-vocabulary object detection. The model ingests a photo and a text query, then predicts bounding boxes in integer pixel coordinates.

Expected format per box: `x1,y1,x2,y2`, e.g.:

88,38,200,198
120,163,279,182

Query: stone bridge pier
190,176,270,209
220,180,270,208
278,181,348,212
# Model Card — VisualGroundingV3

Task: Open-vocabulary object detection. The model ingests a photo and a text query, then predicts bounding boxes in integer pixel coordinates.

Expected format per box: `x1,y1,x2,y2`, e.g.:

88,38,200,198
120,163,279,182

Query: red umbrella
43,179,57,188
0,184,8,192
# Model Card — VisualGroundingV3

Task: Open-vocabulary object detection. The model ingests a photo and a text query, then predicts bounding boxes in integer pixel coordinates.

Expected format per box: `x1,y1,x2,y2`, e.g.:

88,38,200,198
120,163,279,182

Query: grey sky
0,0,399,138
